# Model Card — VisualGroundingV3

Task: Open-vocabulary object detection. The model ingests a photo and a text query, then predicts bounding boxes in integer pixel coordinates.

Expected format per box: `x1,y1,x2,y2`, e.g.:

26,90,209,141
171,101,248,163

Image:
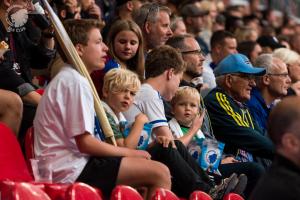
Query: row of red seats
0,180,241,200
0,122,243,200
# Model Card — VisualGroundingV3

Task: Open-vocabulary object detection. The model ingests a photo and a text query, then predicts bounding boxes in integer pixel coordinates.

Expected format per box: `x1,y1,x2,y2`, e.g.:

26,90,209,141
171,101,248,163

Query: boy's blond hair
103,68,141,93
171,86,201,107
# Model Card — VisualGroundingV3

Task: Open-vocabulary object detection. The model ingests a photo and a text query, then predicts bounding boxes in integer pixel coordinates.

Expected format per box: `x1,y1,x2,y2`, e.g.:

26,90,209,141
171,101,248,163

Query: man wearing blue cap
204,53,275,163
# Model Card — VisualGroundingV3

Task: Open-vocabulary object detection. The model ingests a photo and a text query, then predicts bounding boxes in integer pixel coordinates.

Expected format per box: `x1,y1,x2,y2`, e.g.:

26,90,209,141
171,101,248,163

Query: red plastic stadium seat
25,126,35,175
44,183,70,200
65,182,103,200
223,193,244,200
110,185,143,200
152,188,180,200
36,88,45,95
189,190,213,200
0,180,51,200
0,123,33,182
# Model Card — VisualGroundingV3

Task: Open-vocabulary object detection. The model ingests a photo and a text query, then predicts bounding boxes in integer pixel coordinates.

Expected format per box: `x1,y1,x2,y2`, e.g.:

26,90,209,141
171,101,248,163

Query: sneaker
209,173,239,200
232,174,247,195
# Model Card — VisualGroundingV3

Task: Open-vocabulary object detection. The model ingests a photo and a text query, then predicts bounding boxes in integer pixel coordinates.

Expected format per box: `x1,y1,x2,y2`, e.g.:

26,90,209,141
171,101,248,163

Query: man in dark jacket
250,96,300,200
204,54,274,163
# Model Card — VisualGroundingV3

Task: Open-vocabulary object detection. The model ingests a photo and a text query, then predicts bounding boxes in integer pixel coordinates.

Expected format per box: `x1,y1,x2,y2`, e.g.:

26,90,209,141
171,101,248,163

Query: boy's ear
166,68,174,81
75,44,84,56
102,87,108,98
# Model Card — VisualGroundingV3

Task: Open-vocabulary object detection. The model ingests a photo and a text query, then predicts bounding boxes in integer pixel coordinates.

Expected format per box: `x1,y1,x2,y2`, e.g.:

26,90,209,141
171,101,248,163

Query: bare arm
177,111,205,146
75,132,151,159
22,91,41,105
117,113,148,149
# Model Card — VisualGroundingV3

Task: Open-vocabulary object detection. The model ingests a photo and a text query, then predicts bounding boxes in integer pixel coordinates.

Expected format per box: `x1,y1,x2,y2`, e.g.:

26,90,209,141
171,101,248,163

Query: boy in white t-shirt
33,19,171,199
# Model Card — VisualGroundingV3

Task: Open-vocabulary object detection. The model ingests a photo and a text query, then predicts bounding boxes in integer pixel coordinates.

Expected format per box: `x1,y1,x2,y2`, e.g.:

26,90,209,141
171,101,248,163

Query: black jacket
250,154,300,200
0,19,55,96
204,87,274,160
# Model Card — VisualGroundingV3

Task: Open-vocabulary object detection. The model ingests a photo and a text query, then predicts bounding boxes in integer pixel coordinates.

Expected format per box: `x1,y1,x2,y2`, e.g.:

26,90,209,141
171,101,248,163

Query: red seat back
44,183,70,200
223,193,244,200
25,126,35,175
189,190,213,200
152,188,180,200
65,182,103,200
110,185,143,200
0,180,51,200
0,123,33,182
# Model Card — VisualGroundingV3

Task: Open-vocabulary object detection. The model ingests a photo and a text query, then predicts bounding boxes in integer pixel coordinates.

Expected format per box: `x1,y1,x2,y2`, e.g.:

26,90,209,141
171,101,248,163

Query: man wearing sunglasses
204,53,275,168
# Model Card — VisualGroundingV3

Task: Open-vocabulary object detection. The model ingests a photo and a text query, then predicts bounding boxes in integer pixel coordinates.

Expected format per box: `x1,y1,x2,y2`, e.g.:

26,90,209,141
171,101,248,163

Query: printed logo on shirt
6,5,28,32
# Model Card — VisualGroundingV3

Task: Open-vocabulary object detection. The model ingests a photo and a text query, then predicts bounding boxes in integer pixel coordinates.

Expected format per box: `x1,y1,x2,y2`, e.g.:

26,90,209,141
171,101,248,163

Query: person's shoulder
137,84,160,100
250,168,300,200
204,87,219,101
55,66,89,86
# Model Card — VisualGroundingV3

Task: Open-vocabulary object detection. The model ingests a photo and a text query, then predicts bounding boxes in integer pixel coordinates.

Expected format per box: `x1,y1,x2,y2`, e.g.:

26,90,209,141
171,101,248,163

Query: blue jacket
246,87,272,135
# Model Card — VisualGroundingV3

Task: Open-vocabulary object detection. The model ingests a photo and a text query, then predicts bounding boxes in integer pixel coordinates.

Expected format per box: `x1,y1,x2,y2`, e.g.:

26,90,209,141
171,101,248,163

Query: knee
7,91,22,112
153,161,171,188
0,90,23,117
247,162,265,178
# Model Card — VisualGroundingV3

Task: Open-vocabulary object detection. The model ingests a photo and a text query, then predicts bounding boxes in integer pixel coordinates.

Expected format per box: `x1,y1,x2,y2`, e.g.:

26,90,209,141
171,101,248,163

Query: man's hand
156,136,176,148
221,156,239,164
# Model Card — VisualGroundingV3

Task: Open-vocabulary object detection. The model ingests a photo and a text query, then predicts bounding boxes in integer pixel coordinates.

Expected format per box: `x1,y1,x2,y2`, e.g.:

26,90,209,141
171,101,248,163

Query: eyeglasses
181,49,205,56
267,73,290,78
143,4,159,27
230,73,256,80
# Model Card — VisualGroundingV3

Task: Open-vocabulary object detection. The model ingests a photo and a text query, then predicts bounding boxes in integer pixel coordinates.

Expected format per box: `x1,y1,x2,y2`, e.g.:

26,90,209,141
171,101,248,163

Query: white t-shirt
33,66,95,183
202,54,216,97
124,84,168,140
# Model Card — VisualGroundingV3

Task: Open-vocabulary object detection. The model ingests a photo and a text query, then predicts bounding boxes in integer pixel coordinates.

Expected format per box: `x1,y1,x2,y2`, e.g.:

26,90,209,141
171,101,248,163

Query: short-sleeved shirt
124,83,168,128
124,84,168,140
34,66,94,183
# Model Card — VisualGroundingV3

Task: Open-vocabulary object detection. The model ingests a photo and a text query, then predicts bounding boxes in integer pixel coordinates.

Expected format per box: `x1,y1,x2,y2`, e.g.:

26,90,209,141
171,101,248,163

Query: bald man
250,96,300,200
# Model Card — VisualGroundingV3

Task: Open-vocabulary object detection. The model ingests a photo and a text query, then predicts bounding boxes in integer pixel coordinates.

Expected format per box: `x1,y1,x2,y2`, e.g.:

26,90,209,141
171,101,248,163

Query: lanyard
9,33,16,63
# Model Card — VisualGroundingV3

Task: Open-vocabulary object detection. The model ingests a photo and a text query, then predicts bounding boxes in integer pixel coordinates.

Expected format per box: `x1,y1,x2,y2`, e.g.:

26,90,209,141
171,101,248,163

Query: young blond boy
169,86,205,147
170,86,249,197
102,68,149,149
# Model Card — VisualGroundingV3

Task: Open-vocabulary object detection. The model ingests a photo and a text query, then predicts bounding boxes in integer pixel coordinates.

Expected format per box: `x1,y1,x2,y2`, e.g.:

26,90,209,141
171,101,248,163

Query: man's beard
185,68,202,79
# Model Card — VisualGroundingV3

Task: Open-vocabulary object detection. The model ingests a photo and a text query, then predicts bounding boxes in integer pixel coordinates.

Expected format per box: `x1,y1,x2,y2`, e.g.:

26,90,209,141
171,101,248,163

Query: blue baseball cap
214,54,266,77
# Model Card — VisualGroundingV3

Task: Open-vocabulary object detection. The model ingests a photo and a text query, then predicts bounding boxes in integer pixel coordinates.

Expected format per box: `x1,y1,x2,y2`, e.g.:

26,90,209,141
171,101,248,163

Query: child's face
105,89,136,114
173,97,199,126
80,28,108,73
113,30,139,62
